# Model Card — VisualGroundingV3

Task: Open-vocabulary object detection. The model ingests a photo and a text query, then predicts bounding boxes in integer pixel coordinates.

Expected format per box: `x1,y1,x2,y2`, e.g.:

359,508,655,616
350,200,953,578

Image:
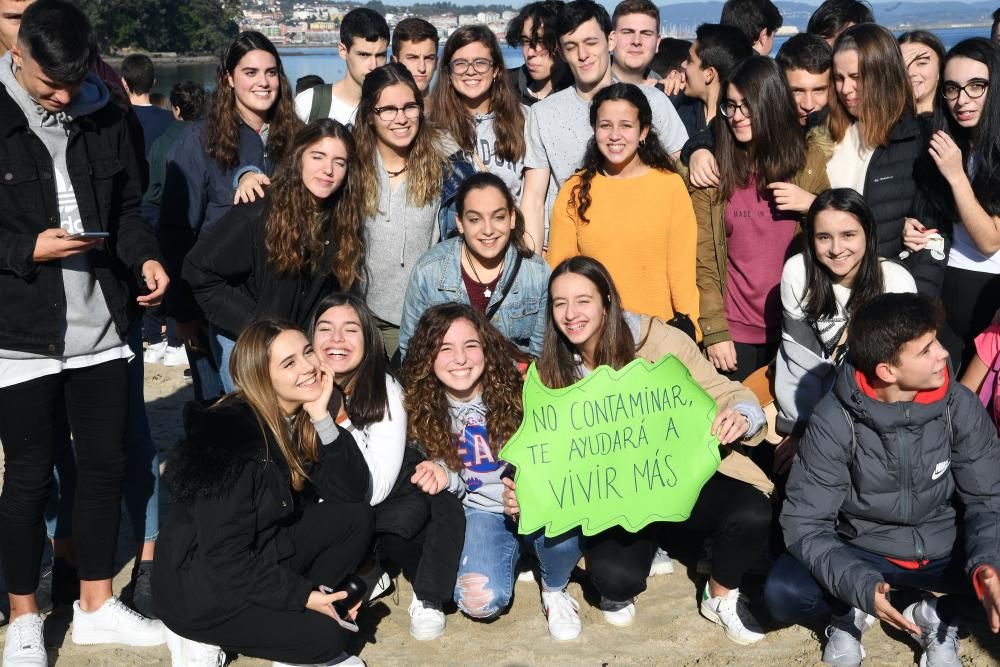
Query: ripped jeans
454,507,582,619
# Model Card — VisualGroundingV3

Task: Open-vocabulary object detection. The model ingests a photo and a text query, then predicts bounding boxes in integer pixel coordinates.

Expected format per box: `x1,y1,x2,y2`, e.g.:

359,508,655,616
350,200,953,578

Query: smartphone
318,575,367,633
67,231,109,240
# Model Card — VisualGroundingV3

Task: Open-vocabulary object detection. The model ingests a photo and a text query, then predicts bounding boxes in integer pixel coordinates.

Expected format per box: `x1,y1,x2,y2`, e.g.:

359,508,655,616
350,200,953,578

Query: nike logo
931,460,950,480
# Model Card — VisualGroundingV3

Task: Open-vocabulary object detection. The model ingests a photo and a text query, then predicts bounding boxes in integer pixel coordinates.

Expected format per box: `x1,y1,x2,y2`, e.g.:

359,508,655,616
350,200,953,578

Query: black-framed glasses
513,37,550,53
373,102,422,122
719,100,752,119
449,58,495,75
941,79,989,101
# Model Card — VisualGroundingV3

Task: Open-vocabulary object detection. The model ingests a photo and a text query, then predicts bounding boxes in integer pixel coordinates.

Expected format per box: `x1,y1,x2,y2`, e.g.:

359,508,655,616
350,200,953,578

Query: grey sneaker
822,607,875,666
903,598,962,667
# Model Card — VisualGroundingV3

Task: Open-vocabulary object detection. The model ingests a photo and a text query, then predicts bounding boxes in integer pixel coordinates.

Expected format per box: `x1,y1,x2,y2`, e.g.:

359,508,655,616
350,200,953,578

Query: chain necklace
464,242,503,299
385,163,408,177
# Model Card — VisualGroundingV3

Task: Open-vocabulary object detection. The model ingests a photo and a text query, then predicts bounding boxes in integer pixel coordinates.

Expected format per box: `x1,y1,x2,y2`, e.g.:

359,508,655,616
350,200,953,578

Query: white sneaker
540,589,581,641
143,340,167,364
71,597,166,646
649,548,675,576
822,607,875,666
699,585,766,645
903,598,962,667
2,613,46,666
162,345,189,367
517,568,538,583
408,594,445,641
165,627,225,667
600,597,636,627
273,653,365,666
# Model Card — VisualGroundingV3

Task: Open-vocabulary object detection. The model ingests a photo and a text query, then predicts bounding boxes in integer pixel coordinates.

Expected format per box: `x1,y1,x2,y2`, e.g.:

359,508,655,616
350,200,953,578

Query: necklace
464,243,503,298
385,163,408,177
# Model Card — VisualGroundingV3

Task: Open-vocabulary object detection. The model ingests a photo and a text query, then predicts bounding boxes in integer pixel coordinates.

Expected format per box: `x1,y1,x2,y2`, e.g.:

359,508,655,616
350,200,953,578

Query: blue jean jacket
398,237,550,359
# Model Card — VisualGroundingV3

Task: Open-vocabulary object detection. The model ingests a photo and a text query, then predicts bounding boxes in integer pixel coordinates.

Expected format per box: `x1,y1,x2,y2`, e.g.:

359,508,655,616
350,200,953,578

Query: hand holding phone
67,231,110,240
317,574,367,633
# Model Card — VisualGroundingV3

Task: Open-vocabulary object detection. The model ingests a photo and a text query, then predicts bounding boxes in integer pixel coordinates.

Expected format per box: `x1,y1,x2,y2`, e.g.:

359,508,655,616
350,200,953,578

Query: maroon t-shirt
462,265,502,314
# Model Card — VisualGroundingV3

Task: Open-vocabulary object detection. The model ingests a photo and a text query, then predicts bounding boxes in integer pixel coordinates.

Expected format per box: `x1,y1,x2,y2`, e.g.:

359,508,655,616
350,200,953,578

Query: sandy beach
1,362,999,666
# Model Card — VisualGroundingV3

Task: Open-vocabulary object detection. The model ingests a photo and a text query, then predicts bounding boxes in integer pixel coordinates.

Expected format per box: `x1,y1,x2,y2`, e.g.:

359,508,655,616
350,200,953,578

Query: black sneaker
129,560,157,619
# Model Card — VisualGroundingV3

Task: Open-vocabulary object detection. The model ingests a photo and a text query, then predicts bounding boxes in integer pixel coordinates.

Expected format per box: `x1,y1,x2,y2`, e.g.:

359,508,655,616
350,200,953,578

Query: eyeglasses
941,79,989,101
449,58,495,75
373,102,422,122
719,100,752,119
513,37,550,53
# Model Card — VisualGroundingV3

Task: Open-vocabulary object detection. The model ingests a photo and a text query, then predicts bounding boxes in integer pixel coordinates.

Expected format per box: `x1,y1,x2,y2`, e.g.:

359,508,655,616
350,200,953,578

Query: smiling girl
514,256,769,644
429,26,528,199
774,189,916,467
184,120,361,377
399,173,550,359
402,303,585,641
310,293,465,642
905,38,1000,367
694,56,830,381
548,83,698,327
159,31,302,397
154,320,372,666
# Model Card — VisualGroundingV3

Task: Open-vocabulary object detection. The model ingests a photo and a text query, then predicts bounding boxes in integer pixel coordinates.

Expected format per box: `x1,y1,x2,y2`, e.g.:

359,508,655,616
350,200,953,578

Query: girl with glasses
429,26,528,200
345,63,456,358
694,56,831,381
904,38,1000,367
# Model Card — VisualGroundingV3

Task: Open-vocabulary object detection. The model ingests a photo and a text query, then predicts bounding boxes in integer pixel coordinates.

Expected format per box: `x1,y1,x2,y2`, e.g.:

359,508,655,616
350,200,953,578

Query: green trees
78,0,241,55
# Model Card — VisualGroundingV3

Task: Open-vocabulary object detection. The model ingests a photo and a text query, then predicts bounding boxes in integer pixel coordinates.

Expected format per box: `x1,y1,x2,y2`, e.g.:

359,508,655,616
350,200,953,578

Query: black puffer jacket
781,360,1000,617
152,398,372,631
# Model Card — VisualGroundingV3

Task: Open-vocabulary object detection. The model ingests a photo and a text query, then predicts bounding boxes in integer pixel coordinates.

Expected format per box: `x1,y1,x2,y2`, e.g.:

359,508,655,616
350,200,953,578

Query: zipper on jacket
899,406,912,525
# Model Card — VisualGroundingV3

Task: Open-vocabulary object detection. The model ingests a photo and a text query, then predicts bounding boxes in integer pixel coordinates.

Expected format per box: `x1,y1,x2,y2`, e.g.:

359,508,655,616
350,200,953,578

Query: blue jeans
764,545,971,626
454,507,582,619
45,324,161,543
210,325,237,393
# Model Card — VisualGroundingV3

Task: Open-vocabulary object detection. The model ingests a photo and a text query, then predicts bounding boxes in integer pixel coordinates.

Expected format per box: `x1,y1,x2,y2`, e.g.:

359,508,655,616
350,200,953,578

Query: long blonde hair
228,320,319,491
348,63,448,219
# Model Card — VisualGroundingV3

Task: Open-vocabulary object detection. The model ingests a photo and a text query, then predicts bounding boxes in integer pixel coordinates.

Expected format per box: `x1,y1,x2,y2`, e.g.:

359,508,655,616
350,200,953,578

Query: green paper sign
499,355,722,537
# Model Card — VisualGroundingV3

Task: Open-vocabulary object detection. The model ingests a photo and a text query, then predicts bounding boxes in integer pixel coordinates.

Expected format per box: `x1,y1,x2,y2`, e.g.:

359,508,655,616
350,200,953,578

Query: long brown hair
428,25,526,164
829,23,913,148
715,56,806,200
401,303,523,471
349,63,447,219
227,320,319,491
205,31,302,169
537,256,636,389
265,119,363,289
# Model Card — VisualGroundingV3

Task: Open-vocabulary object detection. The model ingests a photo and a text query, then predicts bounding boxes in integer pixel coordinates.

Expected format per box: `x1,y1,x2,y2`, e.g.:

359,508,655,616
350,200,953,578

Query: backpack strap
308,84,333,123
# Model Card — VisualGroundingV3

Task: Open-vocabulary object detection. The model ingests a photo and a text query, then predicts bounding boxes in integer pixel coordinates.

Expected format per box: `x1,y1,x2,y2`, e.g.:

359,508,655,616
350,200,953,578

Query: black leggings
0,360,129,592
586,473,772,601
181,500,373,663
940,265,1000,370
377,490,465,604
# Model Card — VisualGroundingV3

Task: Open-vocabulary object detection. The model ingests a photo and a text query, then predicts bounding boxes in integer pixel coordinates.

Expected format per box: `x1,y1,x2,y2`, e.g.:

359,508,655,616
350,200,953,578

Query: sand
2,362,1000,666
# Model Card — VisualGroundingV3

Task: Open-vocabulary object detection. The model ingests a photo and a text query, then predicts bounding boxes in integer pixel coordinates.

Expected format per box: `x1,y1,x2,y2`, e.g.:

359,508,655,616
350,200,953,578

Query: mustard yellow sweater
547,168,699,331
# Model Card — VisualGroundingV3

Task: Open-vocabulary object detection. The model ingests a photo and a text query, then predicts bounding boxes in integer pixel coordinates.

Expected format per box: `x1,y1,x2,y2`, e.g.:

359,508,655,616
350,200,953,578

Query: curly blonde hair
401,303,523,471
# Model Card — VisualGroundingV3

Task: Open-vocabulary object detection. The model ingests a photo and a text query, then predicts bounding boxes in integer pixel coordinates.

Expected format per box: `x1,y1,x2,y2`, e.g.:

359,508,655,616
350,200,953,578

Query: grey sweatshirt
439,394,507,513
0,53,121,359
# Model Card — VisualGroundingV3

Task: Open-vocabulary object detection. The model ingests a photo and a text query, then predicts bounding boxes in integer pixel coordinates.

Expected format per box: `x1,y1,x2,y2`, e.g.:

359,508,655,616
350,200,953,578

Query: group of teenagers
4,0,1000,666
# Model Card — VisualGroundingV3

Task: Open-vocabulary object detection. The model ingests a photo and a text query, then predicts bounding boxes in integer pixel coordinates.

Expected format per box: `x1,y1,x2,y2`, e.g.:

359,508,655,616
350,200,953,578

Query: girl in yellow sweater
547,83,698,333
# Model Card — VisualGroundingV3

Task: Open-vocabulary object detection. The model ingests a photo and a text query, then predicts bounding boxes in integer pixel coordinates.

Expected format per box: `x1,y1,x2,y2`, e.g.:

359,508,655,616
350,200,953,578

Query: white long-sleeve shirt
340,374,407,506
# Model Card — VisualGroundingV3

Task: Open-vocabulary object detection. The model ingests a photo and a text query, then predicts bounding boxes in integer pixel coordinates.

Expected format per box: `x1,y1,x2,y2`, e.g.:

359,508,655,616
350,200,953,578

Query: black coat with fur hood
152,397,371,631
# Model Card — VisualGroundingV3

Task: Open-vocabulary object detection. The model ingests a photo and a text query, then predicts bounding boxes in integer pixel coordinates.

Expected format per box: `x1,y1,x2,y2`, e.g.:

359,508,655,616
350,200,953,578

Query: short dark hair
555,0,613,40
17,0,97,85
507,1,565,52
612,0,660,28
720,0,783,44
848,293,944,378
295,74,325,95
340,8,390,50
392,17,439,56
775,32,833,73
807,0,874,41
169,80,206,121
993,8,1000,36
121,54,155,96
694,23,754,81
650,37,691,76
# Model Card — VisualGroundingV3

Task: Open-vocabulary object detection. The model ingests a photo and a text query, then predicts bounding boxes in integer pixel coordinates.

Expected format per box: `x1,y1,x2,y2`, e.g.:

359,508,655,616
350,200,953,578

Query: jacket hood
0,53,108,126
833,358,950,432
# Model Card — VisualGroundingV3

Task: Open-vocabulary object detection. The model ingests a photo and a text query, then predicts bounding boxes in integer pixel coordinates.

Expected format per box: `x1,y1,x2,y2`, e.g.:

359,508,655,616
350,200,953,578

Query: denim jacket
398,237,550,359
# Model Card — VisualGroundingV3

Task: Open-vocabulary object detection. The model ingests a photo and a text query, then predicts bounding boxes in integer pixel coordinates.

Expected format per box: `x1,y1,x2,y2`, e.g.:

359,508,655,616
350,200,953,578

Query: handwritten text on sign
499,356,721,537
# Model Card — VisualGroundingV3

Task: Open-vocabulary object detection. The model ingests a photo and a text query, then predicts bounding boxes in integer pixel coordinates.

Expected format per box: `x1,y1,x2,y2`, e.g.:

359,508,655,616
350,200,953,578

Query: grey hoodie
439,394,507,513
0,53,121,359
